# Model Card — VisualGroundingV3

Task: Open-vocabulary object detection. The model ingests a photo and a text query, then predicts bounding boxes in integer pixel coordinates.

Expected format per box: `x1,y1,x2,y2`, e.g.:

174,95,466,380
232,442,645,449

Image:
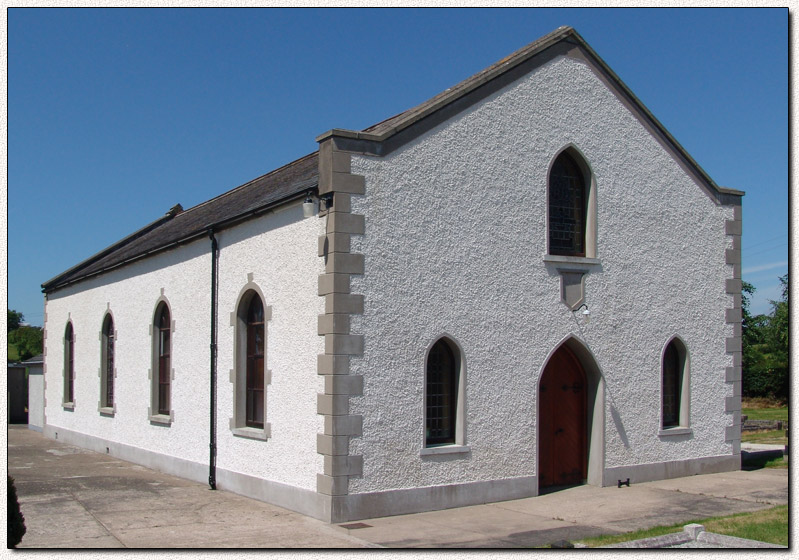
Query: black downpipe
208,229,218,490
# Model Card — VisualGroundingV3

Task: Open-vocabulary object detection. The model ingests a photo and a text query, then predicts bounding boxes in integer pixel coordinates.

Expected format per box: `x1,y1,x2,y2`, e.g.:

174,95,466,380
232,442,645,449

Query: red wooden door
538,346,587,488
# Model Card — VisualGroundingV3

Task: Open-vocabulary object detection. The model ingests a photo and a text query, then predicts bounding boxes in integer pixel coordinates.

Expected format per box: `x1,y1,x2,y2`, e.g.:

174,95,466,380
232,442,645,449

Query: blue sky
8,8,789,327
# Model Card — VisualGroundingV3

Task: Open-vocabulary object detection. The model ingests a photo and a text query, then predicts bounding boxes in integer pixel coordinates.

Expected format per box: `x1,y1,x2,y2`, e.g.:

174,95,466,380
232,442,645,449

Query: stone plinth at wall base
331,475,539,523
602,454,739,486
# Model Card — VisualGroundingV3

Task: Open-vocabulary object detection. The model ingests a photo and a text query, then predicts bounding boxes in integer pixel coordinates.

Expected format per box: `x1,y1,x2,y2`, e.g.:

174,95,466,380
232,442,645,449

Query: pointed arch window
661,337,690,432
64,322,75,406
100,314,115,412
424,337,467,452
662,343,680,427
426,340,457,445
156,305,171,415
549,151,588,257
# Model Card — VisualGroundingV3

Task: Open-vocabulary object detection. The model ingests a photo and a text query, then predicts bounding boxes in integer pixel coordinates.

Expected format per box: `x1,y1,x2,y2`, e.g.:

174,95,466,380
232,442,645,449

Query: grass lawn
740,401,789,446
742,406,789,423
742,430,788,445
577,505,788,548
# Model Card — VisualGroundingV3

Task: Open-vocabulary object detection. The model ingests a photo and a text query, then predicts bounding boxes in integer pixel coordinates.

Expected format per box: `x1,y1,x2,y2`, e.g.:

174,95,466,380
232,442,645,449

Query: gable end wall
336,54,738,518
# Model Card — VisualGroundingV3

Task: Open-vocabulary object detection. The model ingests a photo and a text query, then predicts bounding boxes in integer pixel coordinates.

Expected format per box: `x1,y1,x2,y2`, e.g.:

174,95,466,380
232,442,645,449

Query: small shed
7,354,44,429
7,363,28,424
24,354,45,431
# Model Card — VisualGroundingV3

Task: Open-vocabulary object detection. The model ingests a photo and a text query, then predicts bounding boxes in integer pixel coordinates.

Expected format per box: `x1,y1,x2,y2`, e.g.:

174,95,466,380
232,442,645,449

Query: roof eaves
22,354,44,365
315,128,383,144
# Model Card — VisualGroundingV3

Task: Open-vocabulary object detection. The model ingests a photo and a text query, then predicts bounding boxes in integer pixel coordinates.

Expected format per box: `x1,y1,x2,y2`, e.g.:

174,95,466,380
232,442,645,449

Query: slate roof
43,152,318,292
23,354,44,365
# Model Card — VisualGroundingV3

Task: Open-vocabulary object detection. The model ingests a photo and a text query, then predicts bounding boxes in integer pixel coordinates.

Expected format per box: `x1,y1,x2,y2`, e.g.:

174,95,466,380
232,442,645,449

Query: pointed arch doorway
538,341,604,490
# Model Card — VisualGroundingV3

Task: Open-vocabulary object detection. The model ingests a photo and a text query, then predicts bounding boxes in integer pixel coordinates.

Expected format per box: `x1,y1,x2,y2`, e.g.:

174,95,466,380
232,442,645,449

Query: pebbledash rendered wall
43,201,326,515
334,54,739,518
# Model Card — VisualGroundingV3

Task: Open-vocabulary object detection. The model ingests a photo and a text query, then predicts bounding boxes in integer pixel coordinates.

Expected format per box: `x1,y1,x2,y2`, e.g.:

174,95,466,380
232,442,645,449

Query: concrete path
7,426,369,548
8,425,789,548
340,468,788,547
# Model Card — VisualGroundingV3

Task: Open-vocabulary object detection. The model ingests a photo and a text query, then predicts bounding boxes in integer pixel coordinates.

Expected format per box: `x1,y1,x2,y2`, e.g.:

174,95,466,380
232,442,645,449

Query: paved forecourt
336,463,788,547
7,426,370,548
8,425,788,548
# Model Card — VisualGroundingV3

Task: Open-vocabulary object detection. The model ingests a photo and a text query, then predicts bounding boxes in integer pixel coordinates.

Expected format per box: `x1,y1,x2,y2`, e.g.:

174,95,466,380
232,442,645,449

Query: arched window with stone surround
101,314,115,410
64,322,75,405
231,287,270,440
245,295,265,428
548,150,588,257
153,302,171,417
425,337,465,447
662,337,690,430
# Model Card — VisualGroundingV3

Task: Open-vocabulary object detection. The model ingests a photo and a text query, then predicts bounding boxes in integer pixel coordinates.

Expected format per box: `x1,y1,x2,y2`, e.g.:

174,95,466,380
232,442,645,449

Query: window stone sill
99,407,115,417
62,402,75,411
543,255,601,268
149,413,173,426
232,424,271,441
659,427,692,437
420,444,471,456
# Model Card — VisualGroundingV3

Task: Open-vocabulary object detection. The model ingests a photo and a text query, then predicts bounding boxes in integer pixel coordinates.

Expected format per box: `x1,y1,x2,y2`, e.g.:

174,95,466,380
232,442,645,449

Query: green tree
8,326,43,362
7,309,23,333
742,282,766,376
741,274,789,401
764,273,789,399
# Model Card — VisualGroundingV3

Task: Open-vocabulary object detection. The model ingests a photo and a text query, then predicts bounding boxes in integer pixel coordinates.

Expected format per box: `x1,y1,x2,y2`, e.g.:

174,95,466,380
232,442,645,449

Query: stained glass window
246,296,265,428
549,152,587,256
426,340,458,446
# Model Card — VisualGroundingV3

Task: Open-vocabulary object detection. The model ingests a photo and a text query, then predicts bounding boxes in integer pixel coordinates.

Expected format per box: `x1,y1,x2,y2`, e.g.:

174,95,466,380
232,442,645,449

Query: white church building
41,27,744,523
